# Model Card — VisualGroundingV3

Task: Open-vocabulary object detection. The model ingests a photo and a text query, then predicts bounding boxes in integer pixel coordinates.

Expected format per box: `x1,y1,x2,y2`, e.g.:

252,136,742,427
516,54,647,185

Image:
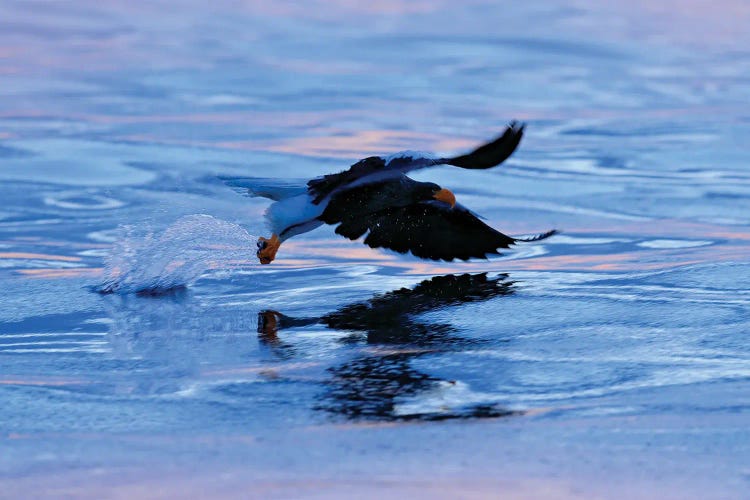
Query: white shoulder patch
384,150,437,166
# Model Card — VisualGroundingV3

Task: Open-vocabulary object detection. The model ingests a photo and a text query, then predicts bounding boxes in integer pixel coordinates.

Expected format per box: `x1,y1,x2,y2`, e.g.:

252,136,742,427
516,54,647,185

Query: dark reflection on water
259,273,521,421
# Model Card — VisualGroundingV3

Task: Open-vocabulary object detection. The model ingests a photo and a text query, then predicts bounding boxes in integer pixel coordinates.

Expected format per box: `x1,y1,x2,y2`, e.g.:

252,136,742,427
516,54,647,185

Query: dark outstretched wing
319,176,422,226
324,197,532,261
307,122,525,204
307,156,387,204
440,121,524,169
389,121,525,173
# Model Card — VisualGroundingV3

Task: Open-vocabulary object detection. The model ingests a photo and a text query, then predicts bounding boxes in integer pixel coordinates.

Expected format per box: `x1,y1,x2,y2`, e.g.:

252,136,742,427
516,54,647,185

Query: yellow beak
433,188,456,208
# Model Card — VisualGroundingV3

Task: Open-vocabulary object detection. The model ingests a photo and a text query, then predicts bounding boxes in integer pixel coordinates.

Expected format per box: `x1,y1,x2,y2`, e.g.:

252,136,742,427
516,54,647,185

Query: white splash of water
98,214,257,294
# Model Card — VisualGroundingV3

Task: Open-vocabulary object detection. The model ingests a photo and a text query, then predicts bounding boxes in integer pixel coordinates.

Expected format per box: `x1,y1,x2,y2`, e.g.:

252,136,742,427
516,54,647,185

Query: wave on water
97,214,258,295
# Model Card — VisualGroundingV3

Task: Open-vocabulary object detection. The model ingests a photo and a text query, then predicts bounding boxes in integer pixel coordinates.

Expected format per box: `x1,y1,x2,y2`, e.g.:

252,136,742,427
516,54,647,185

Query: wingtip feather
444,121,526,170
513,229,558,243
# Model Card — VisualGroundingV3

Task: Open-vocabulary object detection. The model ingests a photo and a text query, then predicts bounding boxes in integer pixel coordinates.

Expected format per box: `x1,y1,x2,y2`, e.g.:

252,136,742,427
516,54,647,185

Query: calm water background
1,1,750,498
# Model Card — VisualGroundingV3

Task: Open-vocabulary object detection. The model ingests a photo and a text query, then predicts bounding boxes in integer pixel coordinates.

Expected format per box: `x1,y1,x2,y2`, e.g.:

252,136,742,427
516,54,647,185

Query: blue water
2,1,750,498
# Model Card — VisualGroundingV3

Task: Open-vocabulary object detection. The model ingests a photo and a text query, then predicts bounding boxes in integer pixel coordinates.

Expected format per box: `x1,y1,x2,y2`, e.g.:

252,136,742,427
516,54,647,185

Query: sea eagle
222,122,555,264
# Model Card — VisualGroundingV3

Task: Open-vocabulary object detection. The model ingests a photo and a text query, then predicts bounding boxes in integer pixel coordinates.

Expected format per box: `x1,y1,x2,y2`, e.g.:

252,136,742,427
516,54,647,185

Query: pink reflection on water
237,0,461,17
0,377,88,387
243,130,476,159
0,252,81,262
17,268,104,279
1,0,748,86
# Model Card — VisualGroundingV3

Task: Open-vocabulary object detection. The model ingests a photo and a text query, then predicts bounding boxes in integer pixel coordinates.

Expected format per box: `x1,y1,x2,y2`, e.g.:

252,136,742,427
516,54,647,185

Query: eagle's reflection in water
258,273,522,422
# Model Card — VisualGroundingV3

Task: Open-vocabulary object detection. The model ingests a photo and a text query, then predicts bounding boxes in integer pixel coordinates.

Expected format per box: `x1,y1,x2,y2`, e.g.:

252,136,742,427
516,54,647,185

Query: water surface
1,1,749,498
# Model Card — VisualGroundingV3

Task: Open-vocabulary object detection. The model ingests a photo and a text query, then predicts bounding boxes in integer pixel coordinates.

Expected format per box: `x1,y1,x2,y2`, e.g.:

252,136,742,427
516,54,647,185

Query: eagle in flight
223,122,555,264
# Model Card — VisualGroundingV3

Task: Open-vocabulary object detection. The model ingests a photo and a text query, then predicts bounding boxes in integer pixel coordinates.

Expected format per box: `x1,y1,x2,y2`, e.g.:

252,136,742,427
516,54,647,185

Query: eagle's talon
257,309,282,335
257,235,281,265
